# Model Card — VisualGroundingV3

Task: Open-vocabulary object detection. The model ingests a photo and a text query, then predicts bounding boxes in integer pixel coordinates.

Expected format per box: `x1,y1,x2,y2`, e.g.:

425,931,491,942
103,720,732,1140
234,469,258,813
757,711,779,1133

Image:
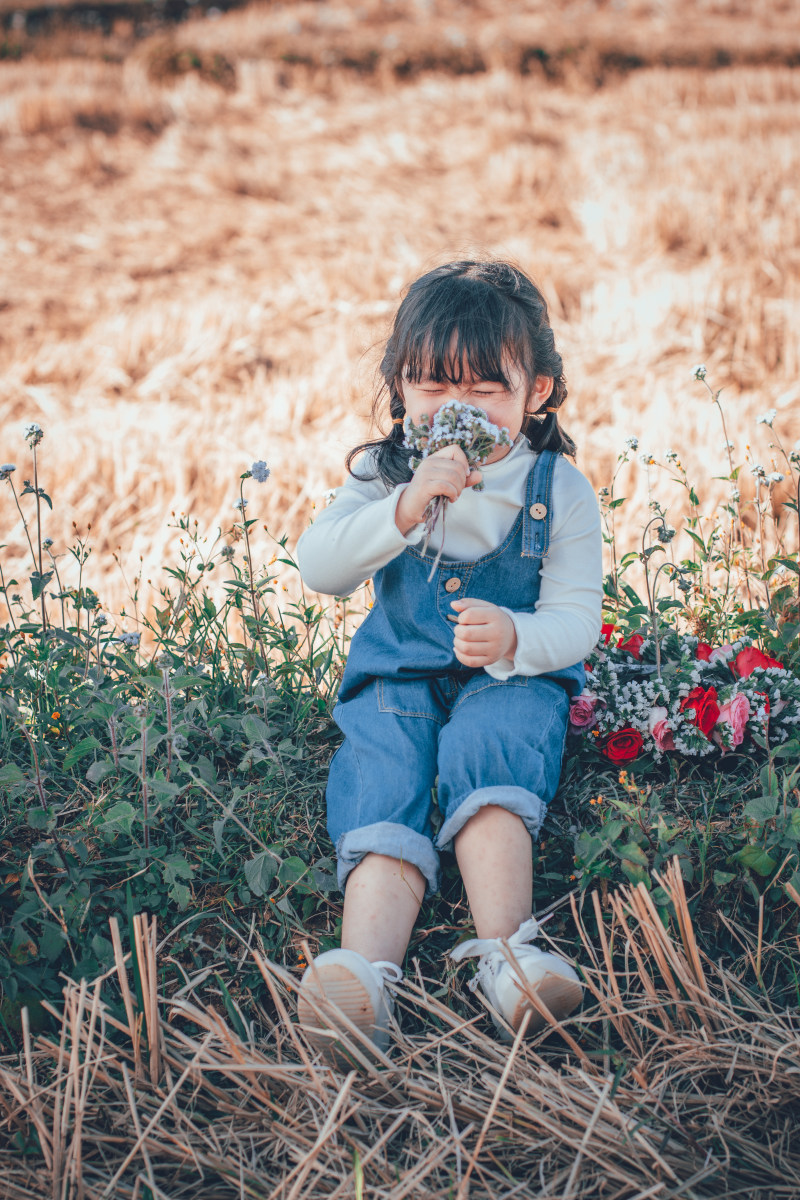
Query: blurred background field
1,0,799,626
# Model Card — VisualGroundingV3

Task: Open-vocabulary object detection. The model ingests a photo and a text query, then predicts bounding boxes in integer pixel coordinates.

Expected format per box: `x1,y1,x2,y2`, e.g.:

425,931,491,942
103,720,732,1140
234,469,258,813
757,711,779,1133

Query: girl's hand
450,597,518,667
395,445,482,535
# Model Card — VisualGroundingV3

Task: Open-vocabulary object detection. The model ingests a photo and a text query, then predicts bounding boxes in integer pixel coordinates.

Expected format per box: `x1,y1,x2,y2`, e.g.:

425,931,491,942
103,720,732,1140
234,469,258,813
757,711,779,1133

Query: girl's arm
296,456,424,596
484,459,603,679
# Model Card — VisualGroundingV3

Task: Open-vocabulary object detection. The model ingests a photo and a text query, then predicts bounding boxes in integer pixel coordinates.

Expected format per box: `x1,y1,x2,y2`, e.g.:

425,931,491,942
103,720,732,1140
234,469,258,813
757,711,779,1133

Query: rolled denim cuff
336,821,440,898
435,786,547,853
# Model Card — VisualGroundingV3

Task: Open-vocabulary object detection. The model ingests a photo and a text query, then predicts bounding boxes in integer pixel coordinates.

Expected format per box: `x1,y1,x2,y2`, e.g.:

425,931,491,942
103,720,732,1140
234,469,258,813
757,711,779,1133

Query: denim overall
327,449,585,897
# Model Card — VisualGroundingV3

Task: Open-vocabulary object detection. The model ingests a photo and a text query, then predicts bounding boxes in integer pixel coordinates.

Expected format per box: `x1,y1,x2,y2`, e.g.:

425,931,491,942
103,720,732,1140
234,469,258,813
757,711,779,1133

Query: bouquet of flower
403,399,512,581
569,626,800,763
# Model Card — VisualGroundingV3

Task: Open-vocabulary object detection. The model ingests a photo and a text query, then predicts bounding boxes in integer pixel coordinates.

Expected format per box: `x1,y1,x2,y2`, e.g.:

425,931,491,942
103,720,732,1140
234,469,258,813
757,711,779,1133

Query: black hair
346,260,576,487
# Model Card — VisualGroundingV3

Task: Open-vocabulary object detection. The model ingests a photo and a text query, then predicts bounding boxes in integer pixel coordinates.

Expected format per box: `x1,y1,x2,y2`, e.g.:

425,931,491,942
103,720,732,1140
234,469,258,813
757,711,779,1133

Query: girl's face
399,358,553,465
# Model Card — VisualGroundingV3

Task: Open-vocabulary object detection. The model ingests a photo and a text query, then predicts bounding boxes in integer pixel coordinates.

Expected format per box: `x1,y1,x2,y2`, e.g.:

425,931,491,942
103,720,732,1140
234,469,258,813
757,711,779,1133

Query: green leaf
63,736,102,771
39,923,65,962
148,776,180,801
713,870,736,887
732,845,777,876
212,818,227,856
788,809,800,840
27,808,56,831
620,859,649,885
278,856,309,886
242,715,273,746
101,801,137,835
162,855,194,908
86,759,115,785
770,740,800,761
618,841,649,868
0,764,25,784
30,570,54,601
171,674,213,690
170,883,191,910
743,795,779,824
244,852,279,897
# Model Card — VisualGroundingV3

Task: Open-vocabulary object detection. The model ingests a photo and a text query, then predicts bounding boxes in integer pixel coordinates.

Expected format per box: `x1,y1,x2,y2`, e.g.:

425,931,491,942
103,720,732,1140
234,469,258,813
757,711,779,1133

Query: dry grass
1,861,799,1198
1,1,799,627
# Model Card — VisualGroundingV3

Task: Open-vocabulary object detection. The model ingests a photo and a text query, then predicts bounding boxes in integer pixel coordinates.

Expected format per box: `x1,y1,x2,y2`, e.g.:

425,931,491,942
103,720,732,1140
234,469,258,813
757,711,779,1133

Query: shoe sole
297,963,383,1065
509,971,583,1034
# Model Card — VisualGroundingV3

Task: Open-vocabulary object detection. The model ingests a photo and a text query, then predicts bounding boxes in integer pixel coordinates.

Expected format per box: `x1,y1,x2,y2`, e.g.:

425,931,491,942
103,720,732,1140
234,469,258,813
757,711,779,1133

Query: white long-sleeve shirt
296,435,603,681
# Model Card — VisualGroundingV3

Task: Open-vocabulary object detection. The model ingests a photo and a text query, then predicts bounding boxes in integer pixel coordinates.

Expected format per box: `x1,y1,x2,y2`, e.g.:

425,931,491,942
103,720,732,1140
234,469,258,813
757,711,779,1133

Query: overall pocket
376,678,446,723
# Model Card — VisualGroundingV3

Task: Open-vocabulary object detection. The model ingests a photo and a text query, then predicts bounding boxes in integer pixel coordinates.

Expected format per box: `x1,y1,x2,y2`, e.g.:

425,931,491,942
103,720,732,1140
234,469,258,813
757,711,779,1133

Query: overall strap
522,449,558,558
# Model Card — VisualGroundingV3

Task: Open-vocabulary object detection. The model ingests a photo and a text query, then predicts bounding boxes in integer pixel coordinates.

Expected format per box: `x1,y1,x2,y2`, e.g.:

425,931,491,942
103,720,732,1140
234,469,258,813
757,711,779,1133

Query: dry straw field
1,0,799,628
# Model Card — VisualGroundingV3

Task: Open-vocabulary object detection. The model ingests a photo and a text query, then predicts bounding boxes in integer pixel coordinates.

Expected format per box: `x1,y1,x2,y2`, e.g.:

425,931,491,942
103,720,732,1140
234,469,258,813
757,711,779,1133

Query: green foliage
1,379,799,1032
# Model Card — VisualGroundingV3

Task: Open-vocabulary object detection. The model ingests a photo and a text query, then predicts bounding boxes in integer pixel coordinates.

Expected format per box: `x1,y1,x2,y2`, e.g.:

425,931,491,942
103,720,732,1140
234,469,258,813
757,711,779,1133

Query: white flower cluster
403,399,511,490
250,460,270,483
117,631,141,648
403,400,512,580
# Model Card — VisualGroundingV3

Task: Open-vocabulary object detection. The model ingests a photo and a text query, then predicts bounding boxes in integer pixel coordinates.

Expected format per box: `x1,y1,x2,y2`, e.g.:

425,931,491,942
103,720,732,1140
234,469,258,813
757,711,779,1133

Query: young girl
295,260,602,1059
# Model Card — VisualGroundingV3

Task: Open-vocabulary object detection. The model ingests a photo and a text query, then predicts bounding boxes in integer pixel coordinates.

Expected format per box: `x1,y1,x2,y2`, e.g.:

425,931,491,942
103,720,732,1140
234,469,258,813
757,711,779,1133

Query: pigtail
523,375,577,458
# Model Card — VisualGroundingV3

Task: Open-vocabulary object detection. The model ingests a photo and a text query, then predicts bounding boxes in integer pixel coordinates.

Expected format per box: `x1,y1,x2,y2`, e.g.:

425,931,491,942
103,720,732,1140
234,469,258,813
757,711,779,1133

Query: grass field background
2,0,799,630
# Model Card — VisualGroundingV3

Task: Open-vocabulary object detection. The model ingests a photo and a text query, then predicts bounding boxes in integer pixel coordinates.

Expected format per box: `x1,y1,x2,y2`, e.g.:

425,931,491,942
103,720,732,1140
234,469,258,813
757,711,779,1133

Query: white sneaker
296,948,403,1064
450,917,583,1040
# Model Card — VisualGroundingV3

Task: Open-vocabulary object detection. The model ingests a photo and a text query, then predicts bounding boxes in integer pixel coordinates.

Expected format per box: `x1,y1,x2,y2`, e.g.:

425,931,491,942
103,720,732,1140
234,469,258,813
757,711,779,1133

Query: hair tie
545,406,559,413
391,417,405,425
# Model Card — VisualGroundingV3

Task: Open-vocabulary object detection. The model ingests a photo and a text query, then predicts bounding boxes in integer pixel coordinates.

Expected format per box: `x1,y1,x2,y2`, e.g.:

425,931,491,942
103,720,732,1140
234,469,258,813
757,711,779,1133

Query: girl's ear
527,374,554,412
531,375,554,407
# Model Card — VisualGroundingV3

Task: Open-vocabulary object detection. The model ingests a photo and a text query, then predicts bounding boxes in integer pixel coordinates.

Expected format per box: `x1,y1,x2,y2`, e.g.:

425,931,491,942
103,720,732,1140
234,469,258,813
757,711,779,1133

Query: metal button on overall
529,503,547,520
444,577,461,592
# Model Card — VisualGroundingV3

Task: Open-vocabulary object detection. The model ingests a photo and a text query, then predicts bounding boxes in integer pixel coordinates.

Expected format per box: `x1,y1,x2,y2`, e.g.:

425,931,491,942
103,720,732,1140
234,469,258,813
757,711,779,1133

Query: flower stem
32,446,47,635
239,480,271,680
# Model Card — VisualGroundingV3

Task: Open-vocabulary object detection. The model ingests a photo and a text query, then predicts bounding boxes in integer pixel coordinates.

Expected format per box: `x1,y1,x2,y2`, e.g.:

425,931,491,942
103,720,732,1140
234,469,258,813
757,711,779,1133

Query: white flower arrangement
403,399,511,581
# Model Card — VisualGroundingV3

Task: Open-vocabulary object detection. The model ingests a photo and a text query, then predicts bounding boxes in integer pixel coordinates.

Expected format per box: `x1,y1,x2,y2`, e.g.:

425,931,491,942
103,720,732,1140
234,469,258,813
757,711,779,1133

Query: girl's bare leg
341,853,426,964
454,805,532,938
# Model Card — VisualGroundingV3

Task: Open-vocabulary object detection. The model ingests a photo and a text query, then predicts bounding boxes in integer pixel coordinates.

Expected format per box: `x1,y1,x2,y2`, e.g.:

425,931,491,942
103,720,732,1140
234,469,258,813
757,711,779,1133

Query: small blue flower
691,364,707,381
0,463,15,480
251,460,270,483
233,498,248,511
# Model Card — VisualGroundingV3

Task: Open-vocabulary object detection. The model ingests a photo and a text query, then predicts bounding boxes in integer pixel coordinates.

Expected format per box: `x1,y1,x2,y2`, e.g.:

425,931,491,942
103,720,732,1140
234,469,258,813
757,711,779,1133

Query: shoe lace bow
448,917,540,994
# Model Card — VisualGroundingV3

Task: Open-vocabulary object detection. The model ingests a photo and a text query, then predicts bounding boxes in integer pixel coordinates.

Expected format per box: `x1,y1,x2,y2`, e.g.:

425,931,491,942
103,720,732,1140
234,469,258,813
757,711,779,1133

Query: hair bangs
396,280,531,391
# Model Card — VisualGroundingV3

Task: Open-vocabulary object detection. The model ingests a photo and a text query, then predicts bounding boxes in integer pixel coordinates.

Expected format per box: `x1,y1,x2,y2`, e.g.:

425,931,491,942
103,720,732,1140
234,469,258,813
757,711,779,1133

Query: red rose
601,727,644,763
617,634,644,660
695,642,713,661
731,646,784,678
679,685,720,738
601,623,616,645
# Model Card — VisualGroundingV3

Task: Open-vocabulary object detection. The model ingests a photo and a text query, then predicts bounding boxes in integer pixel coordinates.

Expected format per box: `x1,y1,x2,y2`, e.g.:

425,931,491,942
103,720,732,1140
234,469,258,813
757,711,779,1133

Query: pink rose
570,692,599,730
648,706,675,751
714,692,751,749
709,644,734,667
